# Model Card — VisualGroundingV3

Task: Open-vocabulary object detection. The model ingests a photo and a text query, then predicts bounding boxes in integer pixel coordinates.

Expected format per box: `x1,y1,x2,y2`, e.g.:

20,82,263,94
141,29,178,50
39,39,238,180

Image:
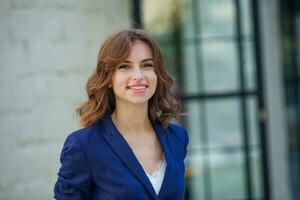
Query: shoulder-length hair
76,29,181,128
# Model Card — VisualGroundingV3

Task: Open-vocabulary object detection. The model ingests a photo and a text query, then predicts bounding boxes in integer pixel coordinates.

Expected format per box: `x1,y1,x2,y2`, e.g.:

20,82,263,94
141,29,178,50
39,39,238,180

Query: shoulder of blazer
66,120,103,149
167,123,189,147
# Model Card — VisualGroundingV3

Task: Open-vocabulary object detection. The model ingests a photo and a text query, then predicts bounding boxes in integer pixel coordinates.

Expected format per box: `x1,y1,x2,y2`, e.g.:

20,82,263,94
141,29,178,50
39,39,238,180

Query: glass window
202,41,239,93
206,98,242,147
247,97,260,146
181,0,196,40
199,0,236,37
243,41,257,91
183,45,201,94
210,150,246,199
141,0,262,199
241,0,253,36
186,151,207,200
185,100,203,148
250,149,263,199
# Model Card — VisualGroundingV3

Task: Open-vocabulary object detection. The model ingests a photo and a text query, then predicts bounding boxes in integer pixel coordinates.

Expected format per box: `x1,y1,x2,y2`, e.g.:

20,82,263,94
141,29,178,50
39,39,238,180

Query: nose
132,66,144,81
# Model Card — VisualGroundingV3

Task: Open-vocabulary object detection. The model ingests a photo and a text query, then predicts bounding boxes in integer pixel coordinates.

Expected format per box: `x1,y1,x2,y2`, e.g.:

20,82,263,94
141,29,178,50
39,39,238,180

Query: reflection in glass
143,0,177,37
210,150,246,199
185,100,203,148
199,0,236,37
202,41,239,92
160,45,177,78
240,0,253,36
247,97,260,146
243,41,257,91
183,45,201,94
251,149,263,199
185,150,206,200
181,0,195,39
206,98,242,147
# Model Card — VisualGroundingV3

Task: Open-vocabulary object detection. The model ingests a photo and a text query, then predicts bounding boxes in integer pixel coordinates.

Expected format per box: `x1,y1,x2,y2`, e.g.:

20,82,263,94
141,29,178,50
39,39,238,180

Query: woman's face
111,40,157,107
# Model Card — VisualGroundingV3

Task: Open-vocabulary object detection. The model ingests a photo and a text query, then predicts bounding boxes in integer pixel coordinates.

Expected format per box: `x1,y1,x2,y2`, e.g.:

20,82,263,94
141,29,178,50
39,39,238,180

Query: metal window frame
133,0,271,199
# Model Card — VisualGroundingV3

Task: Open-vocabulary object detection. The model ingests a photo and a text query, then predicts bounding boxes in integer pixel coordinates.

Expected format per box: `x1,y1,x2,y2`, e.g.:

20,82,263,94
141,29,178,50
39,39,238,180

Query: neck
111,102,153,136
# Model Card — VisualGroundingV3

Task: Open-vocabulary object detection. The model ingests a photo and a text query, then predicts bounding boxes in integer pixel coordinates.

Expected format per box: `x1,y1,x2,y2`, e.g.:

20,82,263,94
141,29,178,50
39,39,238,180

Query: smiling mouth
127,85,148,89
127,85,148,93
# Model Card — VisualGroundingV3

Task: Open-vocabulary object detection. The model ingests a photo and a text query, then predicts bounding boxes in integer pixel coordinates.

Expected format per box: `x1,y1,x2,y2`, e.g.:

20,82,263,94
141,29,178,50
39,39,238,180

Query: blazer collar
101,113,176,200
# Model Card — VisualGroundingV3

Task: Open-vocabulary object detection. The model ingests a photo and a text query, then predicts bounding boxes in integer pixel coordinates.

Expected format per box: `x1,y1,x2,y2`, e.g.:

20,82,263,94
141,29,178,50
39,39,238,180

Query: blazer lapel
101,113,158,200
152,122,176,199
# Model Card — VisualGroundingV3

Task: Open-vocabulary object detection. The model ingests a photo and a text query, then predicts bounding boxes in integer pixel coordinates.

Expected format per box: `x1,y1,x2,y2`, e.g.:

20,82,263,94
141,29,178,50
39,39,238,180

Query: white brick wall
0,0,131,199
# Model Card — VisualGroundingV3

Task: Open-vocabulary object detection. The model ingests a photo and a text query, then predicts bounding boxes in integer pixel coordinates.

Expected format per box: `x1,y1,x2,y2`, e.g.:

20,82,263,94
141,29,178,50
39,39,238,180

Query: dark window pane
296,19,300,78
160,44,177,77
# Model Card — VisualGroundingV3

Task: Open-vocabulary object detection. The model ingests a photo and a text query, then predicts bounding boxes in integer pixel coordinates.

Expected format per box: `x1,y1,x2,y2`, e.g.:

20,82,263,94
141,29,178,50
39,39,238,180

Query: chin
128,98,150,105
116,93,154,105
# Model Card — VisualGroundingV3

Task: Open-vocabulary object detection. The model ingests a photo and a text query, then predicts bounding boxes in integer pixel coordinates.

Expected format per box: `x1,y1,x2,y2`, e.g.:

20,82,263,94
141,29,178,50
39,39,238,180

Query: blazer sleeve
170,124,189,159
54,133,92,200
182,127,189,160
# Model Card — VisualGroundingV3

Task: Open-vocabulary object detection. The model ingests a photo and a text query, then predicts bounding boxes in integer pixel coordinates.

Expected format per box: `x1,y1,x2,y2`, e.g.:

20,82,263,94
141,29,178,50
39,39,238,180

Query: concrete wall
0,0,131,199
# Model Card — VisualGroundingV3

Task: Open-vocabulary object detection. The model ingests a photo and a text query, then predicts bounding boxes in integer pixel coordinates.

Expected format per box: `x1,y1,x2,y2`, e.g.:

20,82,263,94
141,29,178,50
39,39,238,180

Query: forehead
125,40,153,61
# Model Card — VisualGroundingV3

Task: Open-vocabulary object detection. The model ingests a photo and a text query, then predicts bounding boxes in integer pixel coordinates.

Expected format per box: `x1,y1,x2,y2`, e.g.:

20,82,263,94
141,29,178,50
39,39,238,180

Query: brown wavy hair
76,29,181,128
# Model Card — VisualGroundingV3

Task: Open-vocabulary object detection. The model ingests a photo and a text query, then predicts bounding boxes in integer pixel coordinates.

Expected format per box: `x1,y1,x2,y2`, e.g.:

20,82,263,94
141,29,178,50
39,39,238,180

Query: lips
127,84,148,93
127,84,148,88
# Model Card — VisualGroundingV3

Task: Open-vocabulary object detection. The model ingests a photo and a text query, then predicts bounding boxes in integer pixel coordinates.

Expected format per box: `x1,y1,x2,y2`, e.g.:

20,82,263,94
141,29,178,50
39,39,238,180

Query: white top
145,157,167,195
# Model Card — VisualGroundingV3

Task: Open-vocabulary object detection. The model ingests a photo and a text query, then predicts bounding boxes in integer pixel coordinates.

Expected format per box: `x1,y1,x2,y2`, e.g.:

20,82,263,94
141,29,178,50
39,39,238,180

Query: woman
54,29,189,200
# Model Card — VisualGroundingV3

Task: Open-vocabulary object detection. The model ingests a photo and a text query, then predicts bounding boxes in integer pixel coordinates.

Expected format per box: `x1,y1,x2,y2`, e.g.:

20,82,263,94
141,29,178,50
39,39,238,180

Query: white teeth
129,86,146,89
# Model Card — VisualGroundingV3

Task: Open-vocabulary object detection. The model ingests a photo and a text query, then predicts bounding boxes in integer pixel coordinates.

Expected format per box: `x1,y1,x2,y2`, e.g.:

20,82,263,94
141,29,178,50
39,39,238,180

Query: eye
143,63,154,68
117,64,130,69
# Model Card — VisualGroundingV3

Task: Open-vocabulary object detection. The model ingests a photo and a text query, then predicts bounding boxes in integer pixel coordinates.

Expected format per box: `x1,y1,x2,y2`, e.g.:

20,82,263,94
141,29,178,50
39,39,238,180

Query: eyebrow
122,58,154,63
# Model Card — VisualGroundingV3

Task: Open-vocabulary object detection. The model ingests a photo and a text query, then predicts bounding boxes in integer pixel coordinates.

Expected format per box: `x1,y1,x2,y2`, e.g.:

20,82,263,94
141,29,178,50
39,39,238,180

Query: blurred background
0,0,299,199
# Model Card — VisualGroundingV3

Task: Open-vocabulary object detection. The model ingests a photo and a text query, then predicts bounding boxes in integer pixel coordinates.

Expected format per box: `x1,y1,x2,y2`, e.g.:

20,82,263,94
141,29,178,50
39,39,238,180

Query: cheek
112,74,127,89
149,71,158,84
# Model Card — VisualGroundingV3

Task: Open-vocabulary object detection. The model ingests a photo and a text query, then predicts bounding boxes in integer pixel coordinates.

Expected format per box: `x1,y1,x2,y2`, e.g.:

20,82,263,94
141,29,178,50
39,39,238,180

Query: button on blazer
54,113,189,200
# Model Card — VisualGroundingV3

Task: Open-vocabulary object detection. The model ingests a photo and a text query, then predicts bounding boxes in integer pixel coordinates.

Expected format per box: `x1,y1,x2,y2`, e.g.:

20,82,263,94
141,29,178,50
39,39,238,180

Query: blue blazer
54,113,189,200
